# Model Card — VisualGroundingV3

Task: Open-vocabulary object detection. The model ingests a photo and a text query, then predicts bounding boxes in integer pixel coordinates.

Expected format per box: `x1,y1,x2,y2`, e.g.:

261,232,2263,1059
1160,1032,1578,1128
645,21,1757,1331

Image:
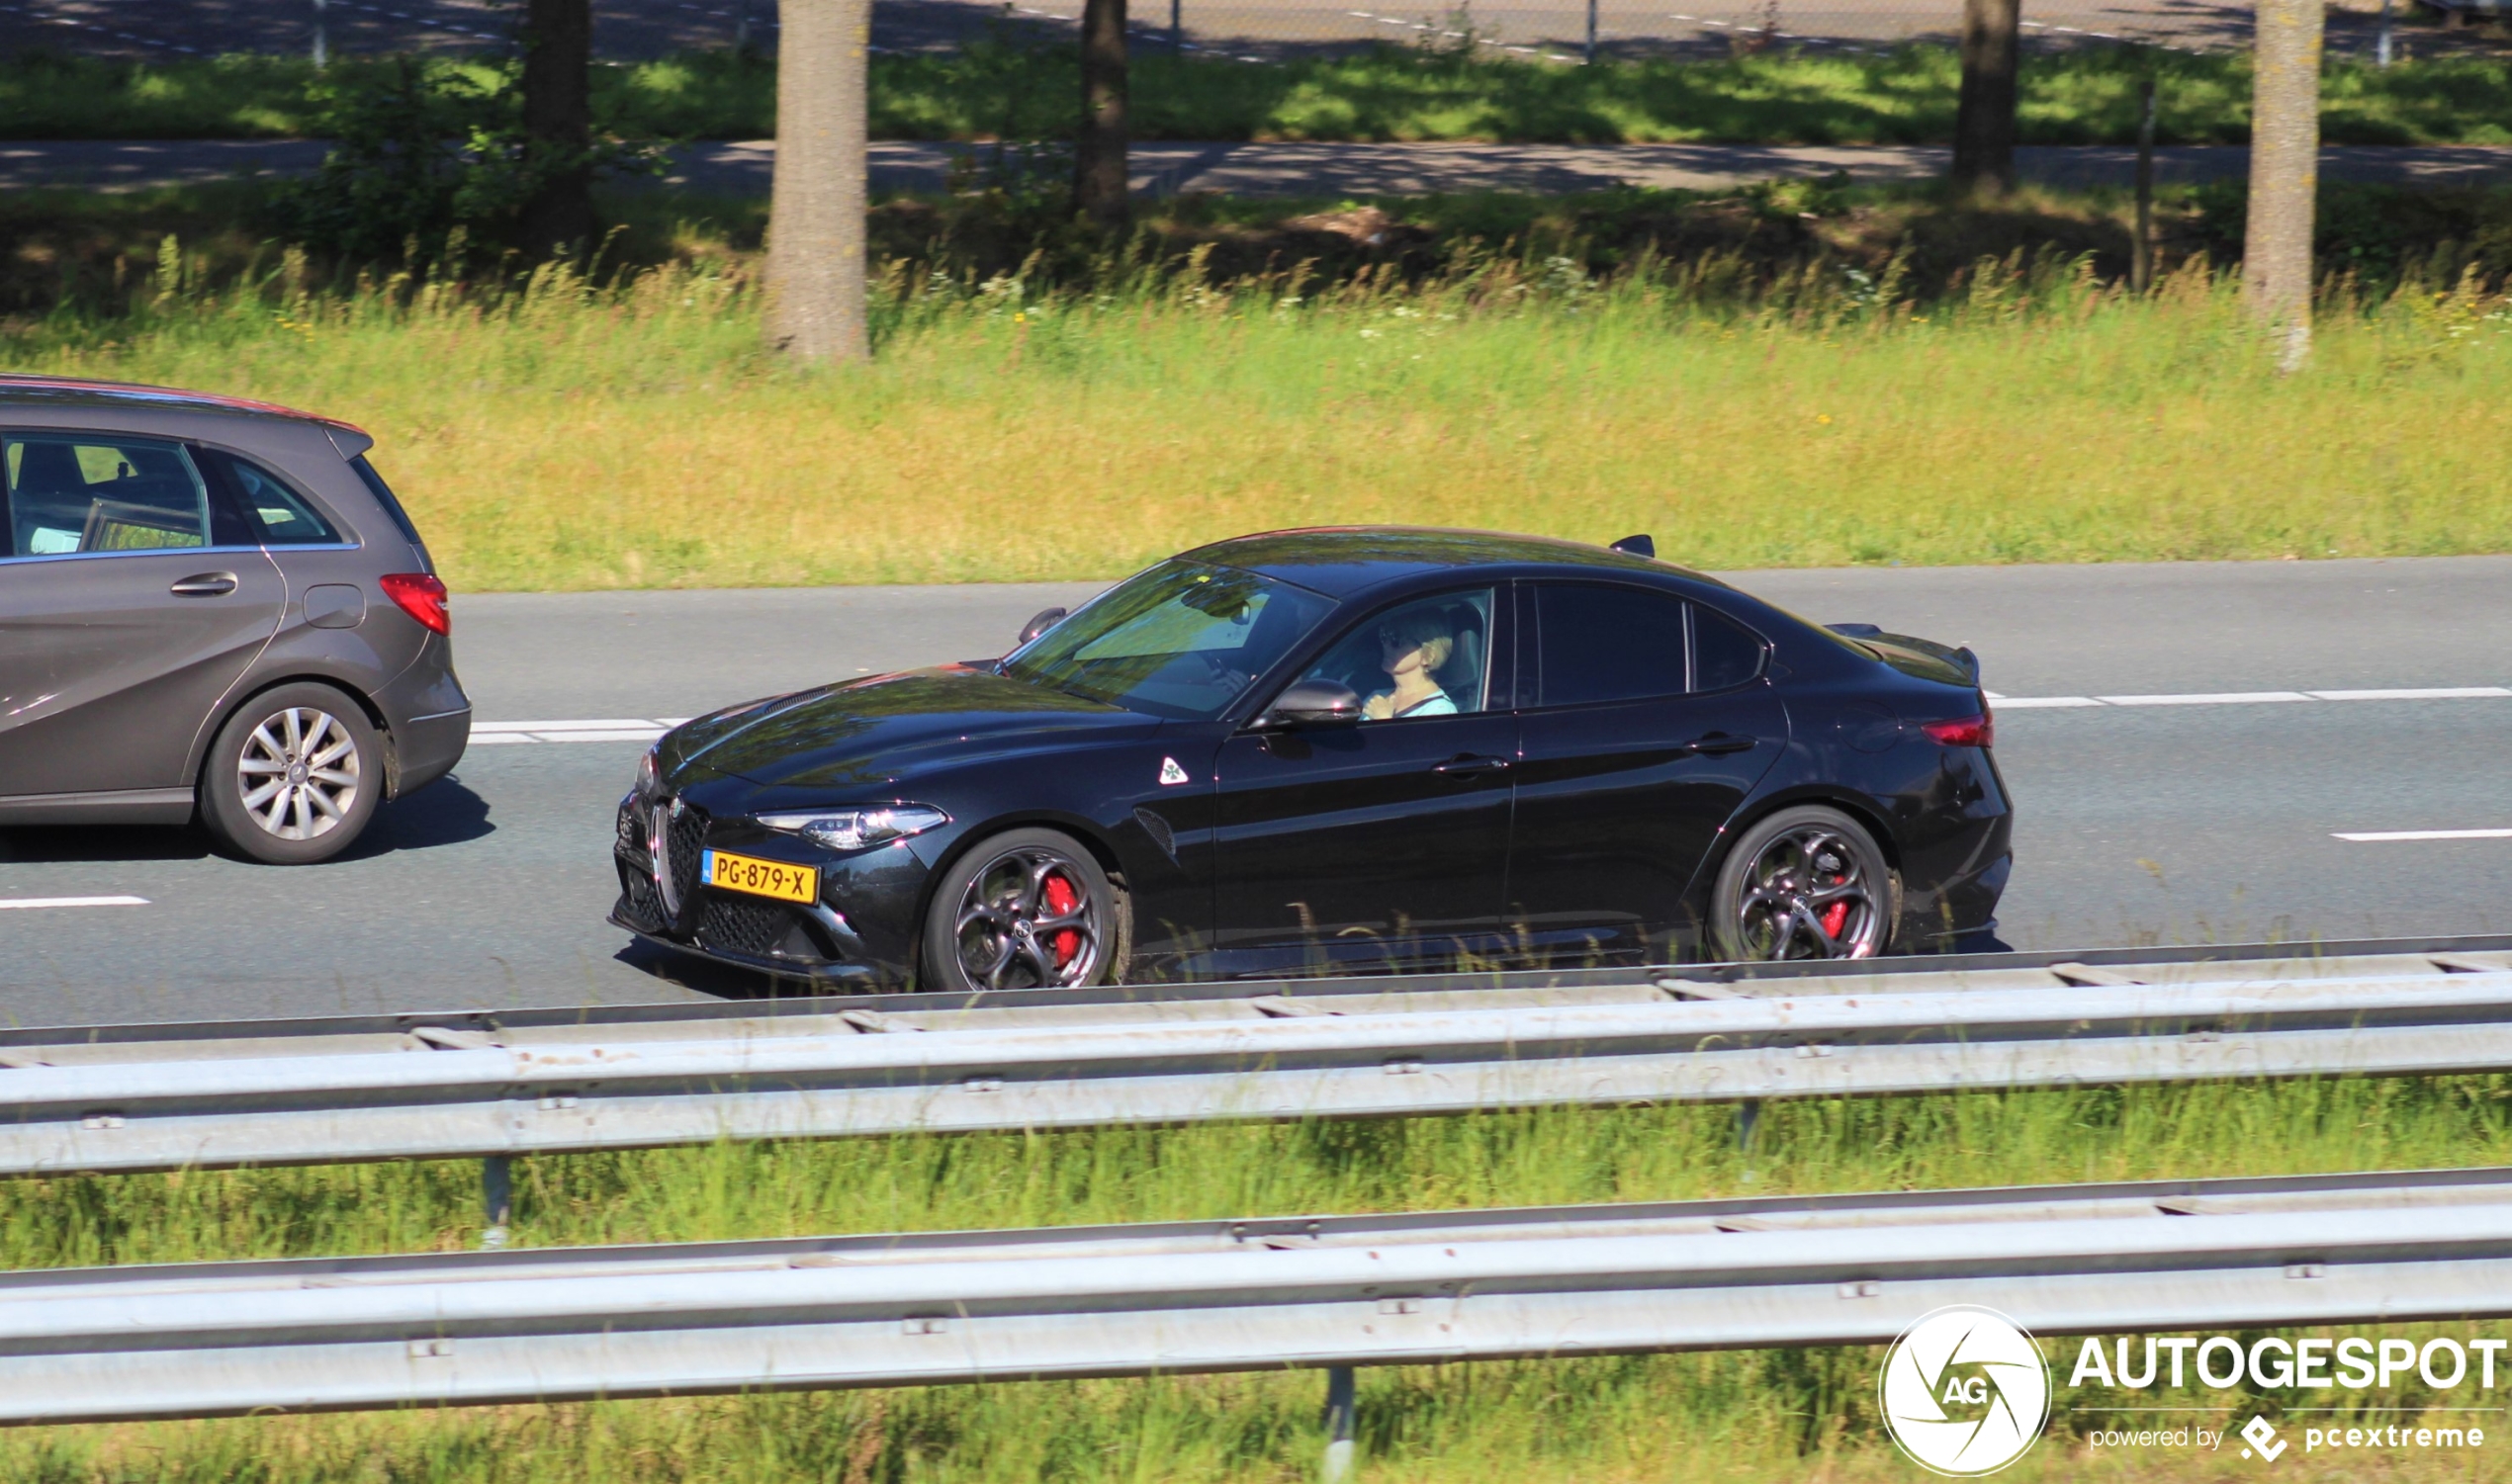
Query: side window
1691,604,1768,691
194,447,341,546
3,435,209,557
1298,588,1495,721
1535,582,1688,708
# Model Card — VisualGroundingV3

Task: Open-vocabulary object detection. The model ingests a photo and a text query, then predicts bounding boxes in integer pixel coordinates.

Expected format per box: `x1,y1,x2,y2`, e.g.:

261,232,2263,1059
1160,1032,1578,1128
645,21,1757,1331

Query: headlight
755,805,949,852
635,746,661,798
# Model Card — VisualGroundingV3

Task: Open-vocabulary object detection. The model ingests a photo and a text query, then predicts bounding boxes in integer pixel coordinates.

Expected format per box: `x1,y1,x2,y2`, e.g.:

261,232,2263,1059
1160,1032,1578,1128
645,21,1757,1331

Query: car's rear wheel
1710,805,1892,962
921,828,1122,993
199,683,383,865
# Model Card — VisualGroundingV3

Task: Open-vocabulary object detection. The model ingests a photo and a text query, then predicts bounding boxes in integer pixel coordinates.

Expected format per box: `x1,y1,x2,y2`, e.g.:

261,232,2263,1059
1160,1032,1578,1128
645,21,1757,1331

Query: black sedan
612,528,2012,990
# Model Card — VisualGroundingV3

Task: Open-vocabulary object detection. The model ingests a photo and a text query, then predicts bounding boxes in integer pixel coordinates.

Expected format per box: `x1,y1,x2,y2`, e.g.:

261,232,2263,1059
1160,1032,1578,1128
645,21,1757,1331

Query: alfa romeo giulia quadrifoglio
610,528,2012,990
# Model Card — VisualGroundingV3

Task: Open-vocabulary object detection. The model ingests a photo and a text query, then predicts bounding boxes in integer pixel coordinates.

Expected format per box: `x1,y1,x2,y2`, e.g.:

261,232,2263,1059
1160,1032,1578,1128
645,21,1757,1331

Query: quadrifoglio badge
1880,1306,2052,1476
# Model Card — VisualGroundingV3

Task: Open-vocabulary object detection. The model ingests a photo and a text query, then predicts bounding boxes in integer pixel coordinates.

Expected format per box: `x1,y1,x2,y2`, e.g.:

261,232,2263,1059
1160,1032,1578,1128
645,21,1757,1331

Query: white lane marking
2095,691,2314,706
0,896,148,910
2311,687,2512,701
2335,829,2512,842
1994,696,2104,709
473,719,664,734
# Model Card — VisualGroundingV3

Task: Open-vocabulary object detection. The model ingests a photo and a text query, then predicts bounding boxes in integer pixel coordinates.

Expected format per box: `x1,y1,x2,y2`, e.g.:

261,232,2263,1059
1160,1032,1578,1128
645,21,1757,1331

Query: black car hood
665,665,1154,792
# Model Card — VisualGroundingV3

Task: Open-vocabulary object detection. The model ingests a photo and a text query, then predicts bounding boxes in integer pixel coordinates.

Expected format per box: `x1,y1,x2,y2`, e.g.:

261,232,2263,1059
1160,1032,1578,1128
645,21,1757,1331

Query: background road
5,556,2510,1027
11,140,2512,199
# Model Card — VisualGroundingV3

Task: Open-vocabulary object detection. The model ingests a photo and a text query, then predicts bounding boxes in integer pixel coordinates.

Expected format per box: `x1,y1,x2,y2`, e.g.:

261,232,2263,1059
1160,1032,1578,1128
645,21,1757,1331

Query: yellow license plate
702,848,819,905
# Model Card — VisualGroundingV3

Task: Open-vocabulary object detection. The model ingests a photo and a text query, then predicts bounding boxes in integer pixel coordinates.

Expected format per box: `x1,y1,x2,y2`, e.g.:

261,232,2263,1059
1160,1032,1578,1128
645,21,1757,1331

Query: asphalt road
5,556,2511,1028
15,139,2512,199
1,0,2478,63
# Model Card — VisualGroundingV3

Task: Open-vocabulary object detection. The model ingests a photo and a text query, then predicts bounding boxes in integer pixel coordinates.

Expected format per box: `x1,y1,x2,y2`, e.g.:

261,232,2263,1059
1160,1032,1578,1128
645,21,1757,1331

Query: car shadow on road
337,775,495,860
0,776,495,864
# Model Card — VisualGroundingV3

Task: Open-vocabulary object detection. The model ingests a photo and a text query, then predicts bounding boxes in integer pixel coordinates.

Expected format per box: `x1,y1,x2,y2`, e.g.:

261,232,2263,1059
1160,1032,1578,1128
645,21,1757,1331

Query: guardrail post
482,1156,513,1250
1321,1364,1357,1482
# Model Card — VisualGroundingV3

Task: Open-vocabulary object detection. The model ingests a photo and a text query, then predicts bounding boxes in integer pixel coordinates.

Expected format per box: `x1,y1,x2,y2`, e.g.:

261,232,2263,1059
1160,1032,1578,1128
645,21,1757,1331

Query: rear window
349,453,431,567
3,434,210,558
192,446,341,546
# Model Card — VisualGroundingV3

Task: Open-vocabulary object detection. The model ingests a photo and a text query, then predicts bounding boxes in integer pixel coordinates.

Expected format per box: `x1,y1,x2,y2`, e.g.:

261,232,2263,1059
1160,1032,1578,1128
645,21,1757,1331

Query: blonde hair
1385,612,1455,673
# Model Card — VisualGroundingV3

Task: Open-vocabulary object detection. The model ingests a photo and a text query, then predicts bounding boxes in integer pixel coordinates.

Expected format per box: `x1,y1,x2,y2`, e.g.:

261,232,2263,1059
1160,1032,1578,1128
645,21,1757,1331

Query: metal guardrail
9,1164,2512,1424
7,936,2512,1177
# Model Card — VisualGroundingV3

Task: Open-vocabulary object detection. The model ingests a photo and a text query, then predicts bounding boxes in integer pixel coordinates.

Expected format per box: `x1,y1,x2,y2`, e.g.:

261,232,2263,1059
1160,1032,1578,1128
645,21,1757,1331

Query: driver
1363,612,1459,720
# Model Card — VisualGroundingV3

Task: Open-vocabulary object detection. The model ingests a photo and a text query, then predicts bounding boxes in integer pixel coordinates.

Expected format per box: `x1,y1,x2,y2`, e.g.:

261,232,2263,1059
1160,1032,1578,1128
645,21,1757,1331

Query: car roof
0,376,367,436
1182,526,1713,599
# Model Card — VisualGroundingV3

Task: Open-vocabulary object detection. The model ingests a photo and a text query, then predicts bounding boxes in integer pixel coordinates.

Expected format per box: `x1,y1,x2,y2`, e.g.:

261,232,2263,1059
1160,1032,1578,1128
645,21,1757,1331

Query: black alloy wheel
1710,805,1893,962
198,682,384,865
921,828,1123,992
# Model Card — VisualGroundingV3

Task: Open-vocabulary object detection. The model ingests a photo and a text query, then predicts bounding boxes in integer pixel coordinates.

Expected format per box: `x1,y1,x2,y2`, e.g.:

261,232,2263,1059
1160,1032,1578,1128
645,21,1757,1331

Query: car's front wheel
199,683,383,865
1709,805,1893,961
920,828,1123,992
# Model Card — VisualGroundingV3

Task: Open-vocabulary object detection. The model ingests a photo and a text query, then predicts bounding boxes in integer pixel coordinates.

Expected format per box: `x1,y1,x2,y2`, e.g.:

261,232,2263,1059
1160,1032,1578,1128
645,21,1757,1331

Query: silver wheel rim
236,707,360,841
1733,824,1884,961
952,845,1105,991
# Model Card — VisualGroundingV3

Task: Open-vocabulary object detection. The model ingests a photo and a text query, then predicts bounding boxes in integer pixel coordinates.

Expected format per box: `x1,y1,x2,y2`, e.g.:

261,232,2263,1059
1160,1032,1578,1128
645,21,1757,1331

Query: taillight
1921,711,1994,748
379,572,449,636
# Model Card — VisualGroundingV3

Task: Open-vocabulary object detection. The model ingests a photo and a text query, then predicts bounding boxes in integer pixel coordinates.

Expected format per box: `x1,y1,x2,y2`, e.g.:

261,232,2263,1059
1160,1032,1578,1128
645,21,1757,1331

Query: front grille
659,802,706,917
616,865,667,933
698,896,795,958
615,801,643,854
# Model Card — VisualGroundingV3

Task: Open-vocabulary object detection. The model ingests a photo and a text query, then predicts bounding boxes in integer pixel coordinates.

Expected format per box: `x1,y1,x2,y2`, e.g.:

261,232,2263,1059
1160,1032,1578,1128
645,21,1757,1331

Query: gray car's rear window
348,454,431,567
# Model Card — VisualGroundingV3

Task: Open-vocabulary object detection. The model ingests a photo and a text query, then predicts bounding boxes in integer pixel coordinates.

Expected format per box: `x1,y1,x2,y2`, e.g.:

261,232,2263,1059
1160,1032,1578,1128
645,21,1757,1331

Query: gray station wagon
0,377,470,863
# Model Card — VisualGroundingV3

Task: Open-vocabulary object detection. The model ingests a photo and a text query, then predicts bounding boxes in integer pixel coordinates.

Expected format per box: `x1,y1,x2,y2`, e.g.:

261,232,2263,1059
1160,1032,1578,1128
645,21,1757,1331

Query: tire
920,828,1124,993
199,682,384,865
1709,805,1894,962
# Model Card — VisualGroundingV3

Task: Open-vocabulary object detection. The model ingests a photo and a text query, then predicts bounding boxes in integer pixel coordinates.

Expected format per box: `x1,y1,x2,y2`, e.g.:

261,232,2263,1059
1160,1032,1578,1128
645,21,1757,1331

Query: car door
1208,586,1516,976
1505,580,1787,965
0,431,287,800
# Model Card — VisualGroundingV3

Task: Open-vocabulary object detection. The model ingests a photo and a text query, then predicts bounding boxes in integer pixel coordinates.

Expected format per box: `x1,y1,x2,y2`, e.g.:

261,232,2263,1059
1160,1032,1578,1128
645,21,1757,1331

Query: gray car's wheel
1709,805,1893,962
920,828,1123,993
199,683,383,865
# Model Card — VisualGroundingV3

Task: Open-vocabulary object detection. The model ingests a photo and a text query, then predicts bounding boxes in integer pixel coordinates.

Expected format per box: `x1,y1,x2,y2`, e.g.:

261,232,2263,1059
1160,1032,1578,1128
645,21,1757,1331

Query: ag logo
1879,1305,2051,1476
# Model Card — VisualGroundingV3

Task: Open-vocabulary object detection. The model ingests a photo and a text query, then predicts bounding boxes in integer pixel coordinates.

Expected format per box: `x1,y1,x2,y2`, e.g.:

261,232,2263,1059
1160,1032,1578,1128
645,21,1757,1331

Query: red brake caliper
1041,872,1082,968
1821,876,1851,940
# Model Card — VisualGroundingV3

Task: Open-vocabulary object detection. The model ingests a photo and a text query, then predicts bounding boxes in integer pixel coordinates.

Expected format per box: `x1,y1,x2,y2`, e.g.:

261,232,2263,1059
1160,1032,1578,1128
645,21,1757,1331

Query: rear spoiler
1826,623,1982,686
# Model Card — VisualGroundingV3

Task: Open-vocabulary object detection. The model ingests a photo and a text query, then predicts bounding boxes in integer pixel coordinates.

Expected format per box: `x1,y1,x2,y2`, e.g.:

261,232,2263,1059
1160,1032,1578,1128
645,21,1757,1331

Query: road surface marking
2095,691,2314,706
0,896,148,910
2334,829,2512,842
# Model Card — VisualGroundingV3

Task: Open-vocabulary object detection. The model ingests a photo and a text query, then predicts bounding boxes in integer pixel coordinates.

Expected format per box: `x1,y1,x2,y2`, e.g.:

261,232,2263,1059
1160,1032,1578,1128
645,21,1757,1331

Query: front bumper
610,794,926,985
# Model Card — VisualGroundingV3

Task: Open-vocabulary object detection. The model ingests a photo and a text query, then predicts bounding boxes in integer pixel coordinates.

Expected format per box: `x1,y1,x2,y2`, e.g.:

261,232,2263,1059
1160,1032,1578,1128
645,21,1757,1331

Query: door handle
1681,732,1756,755
1433,753,1512,777
169,572,239,597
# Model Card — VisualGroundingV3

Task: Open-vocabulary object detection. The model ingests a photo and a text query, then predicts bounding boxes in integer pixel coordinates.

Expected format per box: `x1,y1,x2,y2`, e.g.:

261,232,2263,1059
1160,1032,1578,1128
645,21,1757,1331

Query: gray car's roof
0,376,364,432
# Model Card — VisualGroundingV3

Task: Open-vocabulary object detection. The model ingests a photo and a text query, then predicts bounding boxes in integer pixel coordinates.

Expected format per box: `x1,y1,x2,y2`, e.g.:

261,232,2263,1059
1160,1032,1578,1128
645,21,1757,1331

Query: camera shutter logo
1879,1305,2051,1476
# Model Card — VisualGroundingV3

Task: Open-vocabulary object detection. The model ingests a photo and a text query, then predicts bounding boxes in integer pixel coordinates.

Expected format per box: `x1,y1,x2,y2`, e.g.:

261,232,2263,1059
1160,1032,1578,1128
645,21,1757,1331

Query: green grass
8,1076,2512,1479
2,195,2505,592
4,42,2511,146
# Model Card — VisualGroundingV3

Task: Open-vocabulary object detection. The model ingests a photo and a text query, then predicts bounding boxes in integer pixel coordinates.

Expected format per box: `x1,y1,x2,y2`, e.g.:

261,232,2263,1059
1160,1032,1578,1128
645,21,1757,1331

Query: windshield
1003,560,1336,720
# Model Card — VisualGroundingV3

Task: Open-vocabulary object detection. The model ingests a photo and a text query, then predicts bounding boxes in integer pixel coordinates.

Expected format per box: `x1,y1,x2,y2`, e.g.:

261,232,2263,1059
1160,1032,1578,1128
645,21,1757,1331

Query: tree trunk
517,0,597,258
1075,0,1129,233
1951,0,2019,197
767,0,870,362
2245,0,2323,372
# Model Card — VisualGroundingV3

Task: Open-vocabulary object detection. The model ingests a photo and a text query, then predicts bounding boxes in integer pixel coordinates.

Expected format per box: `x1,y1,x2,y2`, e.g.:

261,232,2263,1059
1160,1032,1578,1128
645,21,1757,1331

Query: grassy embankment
8,1075,2512,1480
0,230,2503,592
2,43,2510,144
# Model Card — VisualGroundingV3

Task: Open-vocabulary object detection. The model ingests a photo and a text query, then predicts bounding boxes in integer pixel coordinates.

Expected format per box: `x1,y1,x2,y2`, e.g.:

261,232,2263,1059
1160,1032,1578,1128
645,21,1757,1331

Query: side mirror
1259,679,1364,729
1016,607,1068,648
